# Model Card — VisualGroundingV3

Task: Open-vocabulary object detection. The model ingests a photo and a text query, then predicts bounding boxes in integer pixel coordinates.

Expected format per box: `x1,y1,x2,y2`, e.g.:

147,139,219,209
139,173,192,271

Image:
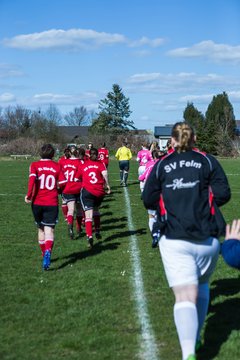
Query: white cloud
2,28,166,52
129,36,165,48
127,72,229,94
0,63,24,78
0,92,16,102
2,28,127,51
167,40,240,63
32,91,98,105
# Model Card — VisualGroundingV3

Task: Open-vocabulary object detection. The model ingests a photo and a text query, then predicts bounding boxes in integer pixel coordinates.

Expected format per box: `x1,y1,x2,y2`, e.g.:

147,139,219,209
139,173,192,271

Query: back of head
68,145,78,158
78,147,85,160
102,142,106,148
90,148,98,161
122,141,127,147
171,122,195,152
40,144,55,159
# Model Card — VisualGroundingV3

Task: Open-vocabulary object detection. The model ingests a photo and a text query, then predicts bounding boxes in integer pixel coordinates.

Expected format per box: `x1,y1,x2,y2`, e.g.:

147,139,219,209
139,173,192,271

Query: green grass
0,158,240,360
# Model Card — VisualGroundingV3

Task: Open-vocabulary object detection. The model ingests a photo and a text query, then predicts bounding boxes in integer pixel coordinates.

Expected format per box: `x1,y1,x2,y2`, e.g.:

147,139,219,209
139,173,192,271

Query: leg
38,226,45,256
93,207,101,239
67,200,75,239
85,209,94,248
42,226,54,270
172,284,198,360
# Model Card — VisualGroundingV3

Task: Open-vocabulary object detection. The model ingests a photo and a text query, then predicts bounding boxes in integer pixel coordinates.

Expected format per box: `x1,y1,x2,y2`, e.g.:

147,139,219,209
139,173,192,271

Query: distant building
154,125,173,150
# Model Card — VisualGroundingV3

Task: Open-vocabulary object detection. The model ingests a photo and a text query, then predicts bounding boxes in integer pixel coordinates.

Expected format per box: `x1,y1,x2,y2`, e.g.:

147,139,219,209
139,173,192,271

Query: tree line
0,85,238,157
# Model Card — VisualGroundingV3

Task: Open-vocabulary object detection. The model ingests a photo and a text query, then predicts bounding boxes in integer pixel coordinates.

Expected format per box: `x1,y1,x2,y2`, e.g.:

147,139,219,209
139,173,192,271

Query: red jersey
75,159,107,197
26,159,61,206
98,147,109,167
59,157,83,194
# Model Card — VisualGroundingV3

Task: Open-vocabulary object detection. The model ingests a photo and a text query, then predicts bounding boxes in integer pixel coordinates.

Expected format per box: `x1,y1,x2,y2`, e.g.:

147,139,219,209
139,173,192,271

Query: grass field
0,157,240,360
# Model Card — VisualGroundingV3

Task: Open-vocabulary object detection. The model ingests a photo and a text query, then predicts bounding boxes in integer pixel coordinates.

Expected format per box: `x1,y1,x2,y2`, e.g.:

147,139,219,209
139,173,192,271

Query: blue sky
0,0,240,130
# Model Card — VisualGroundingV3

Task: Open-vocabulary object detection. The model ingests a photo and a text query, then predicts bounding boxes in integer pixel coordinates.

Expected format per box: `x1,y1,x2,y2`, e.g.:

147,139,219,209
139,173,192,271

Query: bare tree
44,104,62,124
64,106,90,126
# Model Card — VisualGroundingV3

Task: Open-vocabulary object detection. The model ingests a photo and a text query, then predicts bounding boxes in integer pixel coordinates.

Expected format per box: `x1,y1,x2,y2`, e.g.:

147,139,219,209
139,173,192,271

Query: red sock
67,214,74,225
62,204,68,220
93,214,100,233
76,216,82,232
85,219,93,237
39,241,45,257
45,239,54,252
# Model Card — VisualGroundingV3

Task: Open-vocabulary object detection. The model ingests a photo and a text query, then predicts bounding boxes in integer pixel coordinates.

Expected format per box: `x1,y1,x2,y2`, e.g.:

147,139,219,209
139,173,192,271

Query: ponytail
171,122,195,152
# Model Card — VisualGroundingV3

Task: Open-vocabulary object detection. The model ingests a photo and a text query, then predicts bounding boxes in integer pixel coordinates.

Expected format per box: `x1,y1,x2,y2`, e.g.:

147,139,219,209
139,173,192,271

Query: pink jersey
137,149,152,166
98,147,109,167
59,157,83,194
139,159,158,182
75,159,107,197
26,159,61,206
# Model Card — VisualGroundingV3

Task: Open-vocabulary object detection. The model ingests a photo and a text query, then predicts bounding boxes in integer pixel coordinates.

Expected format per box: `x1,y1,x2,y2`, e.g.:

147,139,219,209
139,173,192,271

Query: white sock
174,301,198,360
148,217,156,233
196,283,209,342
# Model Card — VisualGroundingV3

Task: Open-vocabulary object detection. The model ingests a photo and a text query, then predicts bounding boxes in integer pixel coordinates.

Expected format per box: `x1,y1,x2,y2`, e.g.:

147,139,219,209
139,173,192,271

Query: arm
208,155,231,206
102,170,111,194
142,162,161,209
25,164,36,203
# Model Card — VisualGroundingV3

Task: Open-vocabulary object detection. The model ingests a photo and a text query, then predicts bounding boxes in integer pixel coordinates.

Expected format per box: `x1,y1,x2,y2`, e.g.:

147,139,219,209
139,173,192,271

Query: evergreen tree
205,92,236,155
90,84,135,133
183,102,206,150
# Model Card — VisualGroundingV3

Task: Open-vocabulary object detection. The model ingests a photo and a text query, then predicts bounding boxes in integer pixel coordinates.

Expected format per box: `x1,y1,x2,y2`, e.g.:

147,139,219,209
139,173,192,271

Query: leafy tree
90,84,135,133
183,102,207,150
205,92,236,155
64,106,90,126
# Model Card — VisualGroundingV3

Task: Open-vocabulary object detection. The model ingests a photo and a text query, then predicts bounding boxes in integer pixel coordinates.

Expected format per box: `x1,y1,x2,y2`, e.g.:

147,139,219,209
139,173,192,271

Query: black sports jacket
142,149,231,241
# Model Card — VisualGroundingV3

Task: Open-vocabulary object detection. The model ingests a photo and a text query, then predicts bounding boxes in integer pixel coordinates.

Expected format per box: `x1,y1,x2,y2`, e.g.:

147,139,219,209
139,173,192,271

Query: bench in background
10,155,32,160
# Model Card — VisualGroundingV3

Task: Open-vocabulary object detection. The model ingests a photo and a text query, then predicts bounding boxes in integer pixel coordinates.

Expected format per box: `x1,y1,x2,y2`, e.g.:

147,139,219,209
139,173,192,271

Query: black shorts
80,188,104,211
62,193,80,203
32,204,59,228
119,160,129,171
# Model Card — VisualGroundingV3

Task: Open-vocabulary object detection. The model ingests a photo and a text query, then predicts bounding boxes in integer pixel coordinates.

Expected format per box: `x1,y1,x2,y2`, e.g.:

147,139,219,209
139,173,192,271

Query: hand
225,219,240,241
105,186,111,195
25,195,31,204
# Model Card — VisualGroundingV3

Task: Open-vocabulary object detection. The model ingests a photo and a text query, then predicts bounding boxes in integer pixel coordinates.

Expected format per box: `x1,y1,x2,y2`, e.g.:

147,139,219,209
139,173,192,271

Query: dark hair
40,144,55,159
90,148,98,161
171,122,195,152
102,142,106,147
151,149,159,160
78,147,85,160
68,145,79,158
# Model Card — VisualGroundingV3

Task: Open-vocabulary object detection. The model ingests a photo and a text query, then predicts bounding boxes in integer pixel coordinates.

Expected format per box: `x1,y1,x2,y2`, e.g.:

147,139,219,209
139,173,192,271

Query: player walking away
85,142,93,158
137,142,152,192
75,148,110,248
59,145,84,240
98,142,109,168
115,141,132,187
25,144,63,271
142,122,231,360
139,149,160,248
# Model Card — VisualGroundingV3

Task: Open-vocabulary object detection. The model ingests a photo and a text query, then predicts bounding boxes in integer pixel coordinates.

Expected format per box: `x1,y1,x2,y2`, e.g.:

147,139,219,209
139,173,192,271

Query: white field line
123,186,159,360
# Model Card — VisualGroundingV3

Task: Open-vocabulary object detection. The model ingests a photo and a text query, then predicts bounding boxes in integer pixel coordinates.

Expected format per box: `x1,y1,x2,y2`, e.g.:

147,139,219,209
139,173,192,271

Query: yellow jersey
115,146,132,161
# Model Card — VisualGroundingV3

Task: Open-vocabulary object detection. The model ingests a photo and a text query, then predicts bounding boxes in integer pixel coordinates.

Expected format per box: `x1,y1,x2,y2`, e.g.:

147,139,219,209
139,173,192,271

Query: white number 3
89,171,98,184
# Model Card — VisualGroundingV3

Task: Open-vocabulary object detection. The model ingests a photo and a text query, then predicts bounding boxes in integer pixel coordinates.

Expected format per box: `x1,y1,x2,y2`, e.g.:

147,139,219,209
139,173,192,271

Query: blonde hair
171,122,195,152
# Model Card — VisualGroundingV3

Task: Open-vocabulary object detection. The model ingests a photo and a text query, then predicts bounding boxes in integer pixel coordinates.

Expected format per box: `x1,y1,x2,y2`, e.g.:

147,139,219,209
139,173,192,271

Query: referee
115,141,132,186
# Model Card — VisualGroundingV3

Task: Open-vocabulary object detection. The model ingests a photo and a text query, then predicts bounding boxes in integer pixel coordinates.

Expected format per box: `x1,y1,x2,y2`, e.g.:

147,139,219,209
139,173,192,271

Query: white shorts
138,165,146,177
159,235,220,287
148,209,156,216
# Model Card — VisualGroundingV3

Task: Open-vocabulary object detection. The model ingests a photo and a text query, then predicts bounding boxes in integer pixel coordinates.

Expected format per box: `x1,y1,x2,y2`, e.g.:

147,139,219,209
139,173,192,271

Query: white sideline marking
123,186,159,360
